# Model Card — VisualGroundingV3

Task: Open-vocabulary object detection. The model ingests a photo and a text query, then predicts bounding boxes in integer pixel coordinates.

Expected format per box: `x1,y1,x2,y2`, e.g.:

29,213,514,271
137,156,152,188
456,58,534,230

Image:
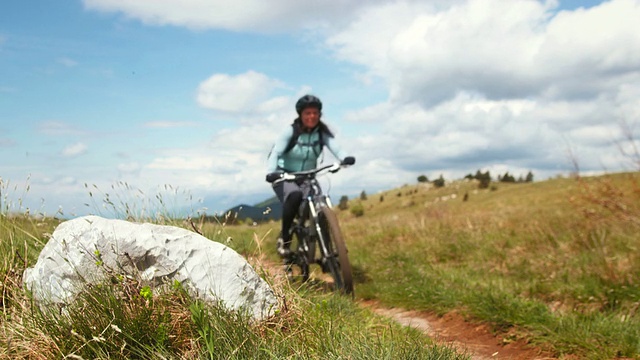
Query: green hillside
363,174,640,358
243,172,640,359
253,195,279,208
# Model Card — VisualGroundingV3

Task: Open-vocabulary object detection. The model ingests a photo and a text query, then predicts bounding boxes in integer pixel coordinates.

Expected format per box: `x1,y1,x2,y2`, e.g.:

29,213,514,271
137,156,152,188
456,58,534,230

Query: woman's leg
273,181,303,258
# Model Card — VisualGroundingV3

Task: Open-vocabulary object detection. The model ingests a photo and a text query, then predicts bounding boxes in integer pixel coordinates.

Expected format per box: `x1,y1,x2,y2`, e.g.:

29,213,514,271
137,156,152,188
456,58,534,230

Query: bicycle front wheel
318,207,354,296
291,227,310,282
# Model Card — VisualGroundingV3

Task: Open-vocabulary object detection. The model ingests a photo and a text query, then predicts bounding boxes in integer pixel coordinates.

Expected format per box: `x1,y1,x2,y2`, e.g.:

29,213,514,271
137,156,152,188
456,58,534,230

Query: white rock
23,216,278,320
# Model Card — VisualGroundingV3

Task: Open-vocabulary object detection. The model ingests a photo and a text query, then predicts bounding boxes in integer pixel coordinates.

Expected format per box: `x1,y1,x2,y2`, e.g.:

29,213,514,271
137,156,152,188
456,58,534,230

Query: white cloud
254,96,291,115
196,71,287,113
38,121,86,136
323,0,640,182
342,86,636,181
327,0,640,104
117,162,141,174
30,175,78,190
60,176,77,186
147,156,214,171
57,57,78,67
62,142,88,157
134,118,292,213
140,152,264,213
144,121,198,128
0,138,16,148
82,0,397,32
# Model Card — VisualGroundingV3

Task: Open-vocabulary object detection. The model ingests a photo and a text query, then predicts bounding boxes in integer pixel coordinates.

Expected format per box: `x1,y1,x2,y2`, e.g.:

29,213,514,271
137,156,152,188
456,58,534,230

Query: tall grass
334,173,640,359
0,181,465,359
82,181,206,225
5,172,639,358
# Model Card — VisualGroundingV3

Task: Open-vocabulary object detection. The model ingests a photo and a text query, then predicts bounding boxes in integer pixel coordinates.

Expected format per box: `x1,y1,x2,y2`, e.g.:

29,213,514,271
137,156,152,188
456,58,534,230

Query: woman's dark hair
292,117,333,137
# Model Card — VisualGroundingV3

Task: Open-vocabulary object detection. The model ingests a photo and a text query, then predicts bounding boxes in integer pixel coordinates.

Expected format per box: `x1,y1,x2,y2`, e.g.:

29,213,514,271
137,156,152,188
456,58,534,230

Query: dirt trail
252,257,555,360
362,301,555,360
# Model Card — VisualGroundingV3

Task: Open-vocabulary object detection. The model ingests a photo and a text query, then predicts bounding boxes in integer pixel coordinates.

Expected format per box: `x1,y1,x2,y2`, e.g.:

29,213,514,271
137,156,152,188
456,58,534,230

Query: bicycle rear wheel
318,207,354,296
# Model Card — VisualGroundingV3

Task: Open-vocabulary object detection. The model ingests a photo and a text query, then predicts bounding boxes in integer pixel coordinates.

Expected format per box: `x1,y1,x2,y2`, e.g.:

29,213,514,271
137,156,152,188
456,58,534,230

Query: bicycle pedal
282,254,295,264
283,263,293,274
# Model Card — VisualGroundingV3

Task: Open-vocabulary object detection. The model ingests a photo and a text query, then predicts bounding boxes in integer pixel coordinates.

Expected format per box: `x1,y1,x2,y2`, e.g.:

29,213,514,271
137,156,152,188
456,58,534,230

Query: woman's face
300,107,320,130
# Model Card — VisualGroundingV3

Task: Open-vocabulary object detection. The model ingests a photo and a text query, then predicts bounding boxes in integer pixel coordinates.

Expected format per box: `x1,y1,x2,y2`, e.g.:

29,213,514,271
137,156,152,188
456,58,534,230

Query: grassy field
1,172,639,359
232,172,640,359
0,196,464,359
338,172,640,359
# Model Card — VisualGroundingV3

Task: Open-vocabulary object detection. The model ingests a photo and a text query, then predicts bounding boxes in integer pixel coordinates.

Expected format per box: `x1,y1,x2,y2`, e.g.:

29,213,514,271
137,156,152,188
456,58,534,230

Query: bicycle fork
309,201,332,262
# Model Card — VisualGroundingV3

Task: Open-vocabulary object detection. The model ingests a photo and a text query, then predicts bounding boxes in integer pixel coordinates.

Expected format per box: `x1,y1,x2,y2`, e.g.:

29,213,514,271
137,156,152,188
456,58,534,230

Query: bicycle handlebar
271,162,344,184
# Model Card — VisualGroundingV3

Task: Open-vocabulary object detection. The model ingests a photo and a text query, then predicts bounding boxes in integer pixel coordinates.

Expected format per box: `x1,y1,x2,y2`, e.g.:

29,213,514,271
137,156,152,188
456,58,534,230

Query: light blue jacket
267,125,347,173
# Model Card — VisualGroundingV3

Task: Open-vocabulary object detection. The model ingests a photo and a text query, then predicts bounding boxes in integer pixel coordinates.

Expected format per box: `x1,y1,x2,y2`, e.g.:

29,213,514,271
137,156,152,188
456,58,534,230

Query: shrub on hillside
433,175,445,188
350,202,364,217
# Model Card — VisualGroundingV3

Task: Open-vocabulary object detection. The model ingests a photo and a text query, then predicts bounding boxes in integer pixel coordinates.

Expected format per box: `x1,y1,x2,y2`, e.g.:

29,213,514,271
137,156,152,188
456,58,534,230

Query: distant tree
417,175,429,183
525,171,534,182
433,174,445,188
464,173,474,180
500,172,516,183
474,170,491,189
360,190,367,200
338,195,349,210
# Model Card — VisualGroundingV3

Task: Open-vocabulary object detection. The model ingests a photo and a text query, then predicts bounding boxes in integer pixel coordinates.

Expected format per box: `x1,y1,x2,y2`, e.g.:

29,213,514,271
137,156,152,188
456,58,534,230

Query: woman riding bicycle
266,94,355,264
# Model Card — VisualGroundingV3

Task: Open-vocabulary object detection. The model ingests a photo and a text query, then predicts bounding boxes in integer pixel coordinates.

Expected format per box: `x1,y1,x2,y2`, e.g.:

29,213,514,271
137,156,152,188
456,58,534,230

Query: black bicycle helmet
295,94,322,114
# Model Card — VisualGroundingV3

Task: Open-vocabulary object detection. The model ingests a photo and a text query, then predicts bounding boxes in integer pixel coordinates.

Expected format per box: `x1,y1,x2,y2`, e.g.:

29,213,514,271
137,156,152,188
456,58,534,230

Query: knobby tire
319,207,354,296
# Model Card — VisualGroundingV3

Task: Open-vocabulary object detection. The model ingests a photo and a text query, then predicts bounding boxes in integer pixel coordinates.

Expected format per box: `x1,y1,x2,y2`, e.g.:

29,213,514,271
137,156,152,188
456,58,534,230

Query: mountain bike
273,163,354,296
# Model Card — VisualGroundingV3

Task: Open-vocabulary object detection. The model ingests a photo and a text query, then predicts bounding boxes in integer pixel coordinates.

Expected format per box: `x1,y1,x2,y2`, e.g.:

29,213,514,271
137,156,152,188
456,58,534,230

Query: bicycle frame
298,178,330,267
275,163,353,294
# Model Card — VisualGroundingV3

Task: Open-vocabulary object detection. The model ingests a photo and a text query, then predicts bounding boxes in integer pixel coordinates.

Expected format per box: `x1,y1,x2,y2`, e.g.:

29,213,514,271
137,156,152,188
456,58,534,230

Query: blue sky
1,0,639,218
